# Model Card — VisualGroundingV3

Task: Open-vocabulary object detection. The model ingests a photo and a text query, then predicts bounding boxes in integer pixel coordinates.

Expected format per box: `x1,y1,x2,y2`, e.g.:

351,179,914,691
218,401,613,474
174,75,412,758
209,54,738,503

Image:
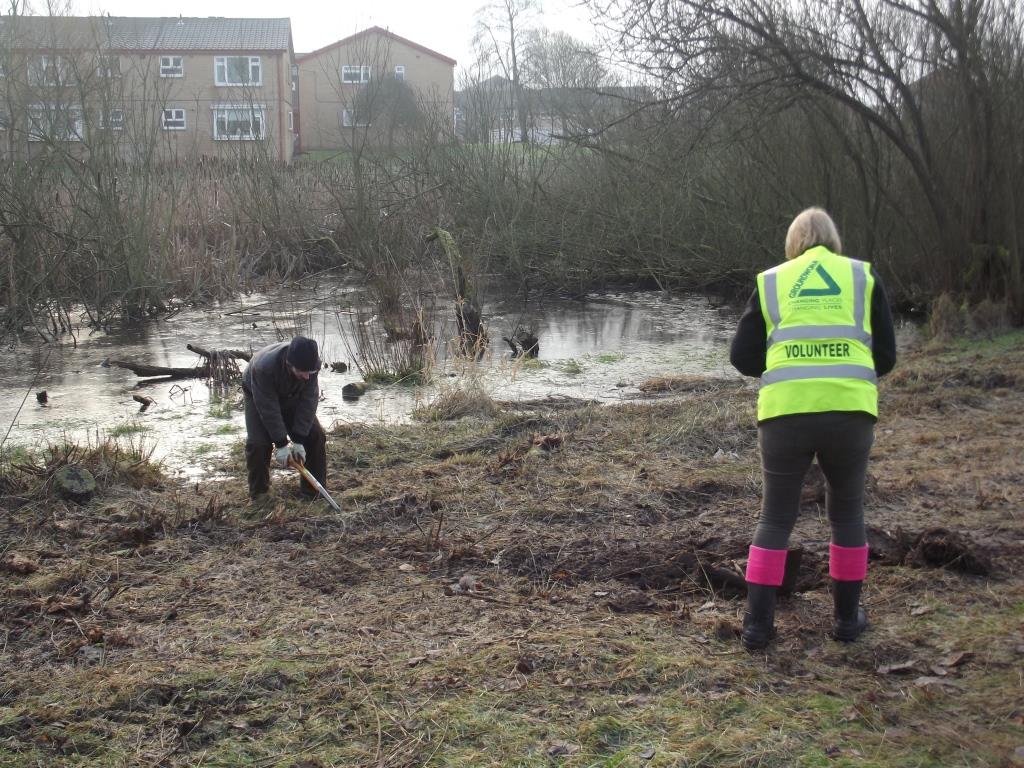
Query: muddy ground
1,332,1023,767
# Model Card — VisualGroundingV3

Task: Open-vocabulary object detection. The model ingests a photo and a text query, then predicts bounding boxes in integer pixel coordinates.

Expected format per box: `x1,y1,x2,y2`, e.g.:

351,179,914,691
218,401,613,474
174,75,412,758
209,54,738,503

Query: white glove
290,443,307,464
274,444,292,468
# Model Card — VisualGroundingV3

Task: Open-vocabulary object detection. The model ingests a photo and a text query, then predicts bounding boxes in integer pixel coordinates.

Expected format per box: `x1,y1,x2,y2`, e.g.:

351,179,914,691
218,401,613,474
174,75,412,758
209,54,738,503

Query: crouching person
242,336,327,500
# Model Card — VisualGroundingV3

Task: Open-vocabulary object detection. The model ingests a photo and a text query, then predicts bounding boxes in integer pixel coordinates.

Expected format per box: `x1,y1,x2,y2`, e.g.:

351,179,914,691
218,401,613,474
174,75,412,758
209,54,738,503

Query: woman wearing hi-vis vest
730,207,897,651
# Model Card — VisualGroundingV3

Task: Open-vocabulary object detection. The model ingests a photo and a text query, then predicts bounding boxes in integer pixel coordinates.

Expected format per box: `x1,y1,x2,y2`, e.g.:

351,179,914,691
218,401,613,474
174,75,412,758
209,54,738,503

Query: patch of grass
594,352,626,364
108,421,148,438
212,423,241,435
2,334,1022,767
561,358,584,375
208,395,237,419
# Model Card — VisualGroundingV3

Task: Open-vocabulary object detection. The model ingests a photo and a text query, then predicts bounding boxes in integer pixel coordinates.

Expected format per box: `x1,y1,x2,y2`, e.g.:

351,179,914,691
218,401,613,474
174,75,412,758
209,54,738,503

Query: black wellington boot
741,583,777,651
832,580,868,642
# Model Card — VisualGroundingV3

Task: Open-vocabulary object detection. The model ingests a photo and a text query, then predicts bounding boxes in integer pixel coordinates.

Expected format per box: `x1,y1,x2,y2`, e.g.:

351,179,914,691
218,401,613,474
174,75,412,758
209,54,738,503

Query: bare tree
585,0,1024,312
473,0,542,142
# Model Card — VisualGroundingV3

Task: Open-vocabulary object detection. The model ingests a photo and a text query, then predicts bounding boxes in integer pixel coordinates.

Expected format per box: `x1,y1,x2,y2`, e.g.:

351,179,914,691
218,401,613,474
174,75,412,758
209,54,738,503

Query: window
161,108,186,130
213,106,264,140
159,56,183,77
97,56,120,77
215,56,261,86
100,108,124,130
29,55,67,86
0,111,8,130
394,65,405,82
287,111,294,131
341,65,370,84
28,104,83,141
341,108,370,127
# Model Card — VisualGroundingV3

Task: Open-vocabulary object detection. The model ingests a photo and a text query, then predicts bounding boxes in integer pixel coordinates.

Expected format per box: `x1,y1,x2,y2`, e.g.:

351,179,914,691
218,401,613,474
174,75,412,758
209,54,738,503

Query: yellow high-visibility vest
756,246,877,421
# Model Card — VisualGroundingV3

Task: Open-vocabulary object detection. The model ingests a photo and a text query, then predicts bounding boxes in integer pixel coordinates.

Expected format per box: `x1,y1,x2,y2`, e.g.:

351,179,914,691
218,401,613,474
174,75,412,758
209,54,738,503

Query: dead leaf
928,665,949,677
515,656,536,674
532,433,564,451
1,553,39,575
913,675,960,688
406,656,426,667
640,747,656,760
910,604,932,616
938,650,973,668
398,563,416,572
40,595,89,614
877,660,918,675
547,741,580,757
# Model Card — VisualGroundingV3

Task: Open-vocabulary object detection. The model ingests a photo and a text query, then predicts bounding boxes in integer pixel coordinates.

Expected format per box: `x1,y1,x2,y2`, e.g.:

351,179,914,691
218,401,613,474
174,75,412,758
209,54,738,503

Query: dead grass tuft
413,381,500,422
927,292,967,341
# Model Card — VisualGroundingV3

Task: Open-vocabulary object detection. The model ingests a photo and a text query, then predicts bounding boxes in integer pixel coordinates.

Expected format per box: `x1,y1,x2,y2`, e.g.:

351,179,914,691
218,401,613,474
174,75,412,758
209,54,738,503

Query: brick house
0,15,298,162
296,26,455,152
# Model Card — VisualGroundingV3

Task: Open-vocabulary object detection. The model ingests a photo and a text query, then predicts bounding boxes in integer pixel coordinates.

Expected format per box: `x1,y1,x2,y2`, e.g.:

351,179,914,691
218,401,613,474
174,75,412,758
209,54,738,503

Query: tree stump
53,465,97,503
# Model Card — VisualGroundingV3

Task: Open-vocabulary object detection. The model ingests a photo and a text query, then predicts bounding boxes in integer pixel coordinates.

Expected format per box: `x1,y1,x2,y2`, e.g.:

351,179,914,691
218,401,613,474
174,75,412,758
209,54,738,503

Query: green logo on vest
798,265,841,297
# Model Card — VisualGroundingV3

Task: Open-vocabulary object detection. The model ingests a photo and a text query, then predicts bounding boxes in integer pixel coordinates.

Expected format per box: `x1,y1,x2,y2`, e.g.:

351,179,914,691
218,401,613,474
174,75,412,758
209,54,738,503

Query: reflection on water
0,285,740,479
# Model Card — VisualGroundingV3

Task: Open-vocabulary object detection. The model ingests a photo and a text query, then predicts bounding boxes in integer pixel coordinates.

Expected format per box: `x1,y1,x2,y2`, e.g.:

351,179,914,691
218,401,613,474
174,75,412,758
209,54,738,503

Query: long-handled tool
289,456,343,513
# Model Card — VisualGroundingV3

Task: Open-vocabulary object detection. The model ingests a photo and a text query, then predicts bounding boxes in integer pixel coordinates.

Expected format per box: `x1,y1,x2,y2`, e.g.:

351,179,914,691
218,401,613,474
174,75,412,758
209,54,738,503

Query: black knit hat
286,336,321,373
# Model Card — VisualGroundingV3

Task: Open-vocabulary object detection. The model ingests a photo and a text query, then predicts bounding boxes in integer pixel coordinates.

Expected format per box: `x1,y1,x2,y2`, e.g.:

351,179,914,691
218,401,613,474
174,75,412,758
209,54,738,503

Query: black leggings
753,411,875,550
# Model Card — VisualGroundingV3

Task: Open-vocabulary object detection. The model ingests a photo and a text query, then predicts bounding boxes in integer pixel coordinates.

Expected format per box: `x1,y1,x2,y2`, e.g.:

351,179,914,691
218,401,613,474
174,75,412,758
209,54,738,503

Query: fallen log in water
106,360,210,379
186,344,251,362
105,342,251,380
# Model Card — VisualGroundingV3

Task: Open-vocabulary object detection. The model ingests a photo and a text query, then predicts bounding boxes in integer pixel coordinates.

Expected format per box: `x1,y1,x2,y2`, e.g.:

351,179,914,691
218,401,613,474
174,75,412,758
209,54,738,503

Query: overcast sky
65,0,597,74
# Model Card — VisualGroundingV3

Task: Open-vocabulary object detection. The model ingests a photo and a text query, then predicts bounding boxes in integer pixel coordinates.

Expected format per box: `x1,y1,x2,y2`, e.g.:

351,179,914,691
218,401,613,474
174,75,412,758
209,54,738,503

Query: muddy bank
1,332,1022,766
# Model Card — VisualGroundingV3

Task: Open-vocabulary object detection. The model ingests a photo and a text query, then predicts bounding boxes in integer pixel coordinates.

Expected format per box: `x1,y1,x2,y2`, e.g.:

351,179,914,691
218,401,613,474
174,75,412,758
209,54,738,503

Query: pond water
0,283,741,479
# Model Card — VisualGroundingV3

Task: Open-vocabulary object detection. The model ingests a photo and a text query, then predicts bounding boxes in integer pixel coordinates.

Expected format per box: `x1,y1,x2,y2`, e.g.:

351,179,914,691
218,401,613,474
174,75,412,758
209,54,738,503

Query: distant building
0,15,298,162
296,26,455,152
455,75,651,144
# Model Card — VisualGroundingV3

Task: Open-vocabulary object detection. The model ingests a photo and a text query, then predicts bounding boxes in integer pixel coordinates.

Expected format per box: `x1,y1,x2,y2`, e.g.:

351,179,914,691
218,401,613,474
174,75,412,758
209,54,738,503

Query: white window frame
341,65,370,84
212,104,265,140
161,107,186,131
342,108,371,128
159,56,184,78
100,108,125,130
394,65,405,82
215,56,262,87
287,111,294,131
97,55,120,78
28,103,84,141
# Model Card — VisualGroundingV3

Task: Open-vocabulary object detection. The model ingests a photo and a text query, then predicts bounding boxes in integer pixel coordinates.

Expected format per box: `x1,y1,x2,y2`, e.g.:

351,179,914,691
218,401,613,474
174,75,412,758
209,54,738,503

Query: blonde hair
785,207,843,260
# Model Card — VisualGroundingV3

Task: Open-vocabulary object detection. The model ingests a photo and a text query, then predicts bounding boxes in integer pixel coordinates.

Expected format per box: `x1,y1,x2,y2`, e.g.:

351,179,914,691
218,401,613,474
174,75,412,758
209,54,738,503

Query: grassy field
1,333,1022,767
